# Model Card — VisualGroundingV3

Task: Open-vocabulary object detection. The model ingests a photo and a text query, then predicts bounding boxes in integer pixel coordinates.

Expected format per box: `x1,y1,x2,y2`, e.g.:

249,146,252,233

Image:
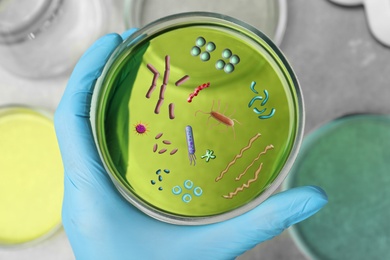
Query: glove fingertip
285,186,328,227
306,185,328,203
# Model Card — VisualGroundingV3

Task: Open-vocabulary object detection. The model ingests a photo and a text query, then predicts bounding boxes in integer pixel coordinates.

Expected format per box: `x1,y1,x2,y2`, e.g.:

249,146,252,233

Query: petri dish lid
0,0,62,44
0,0,49,31
284,114,390,260
124,0,287,46
0,106,63,246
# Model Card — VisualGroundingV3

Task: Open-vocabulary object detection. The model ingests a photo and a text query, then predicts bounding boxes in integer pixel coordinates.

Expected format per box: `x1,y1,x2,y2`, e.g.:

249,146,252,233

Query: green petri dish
0,106,63,246
284,114,390,260
92,12,303,224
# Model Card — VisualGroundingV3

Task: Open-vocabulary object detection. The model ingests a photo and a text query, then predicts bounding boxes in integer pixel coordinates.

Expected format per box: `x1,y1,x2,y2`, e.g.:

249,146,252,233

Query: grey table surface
1,0,389,259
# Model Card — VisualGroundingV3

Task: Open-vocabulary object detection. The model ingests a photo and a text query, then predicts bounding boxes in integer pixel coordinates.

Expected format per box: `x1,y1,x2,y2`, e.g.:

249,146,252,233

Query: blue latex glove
55,30,328,260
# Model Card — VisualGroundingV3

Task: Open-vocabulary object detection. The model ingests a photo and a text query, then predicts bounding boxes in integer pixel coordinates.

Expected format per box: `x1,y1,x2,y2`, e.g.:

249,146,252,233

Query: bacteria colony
101,24,300,217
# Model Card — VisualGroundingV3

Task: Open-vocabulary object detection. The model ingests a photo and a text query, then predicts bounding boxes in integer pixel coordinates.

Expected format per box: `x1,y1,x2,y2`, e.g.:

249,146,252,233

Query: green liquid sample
286,115,390,259
100,24,300,217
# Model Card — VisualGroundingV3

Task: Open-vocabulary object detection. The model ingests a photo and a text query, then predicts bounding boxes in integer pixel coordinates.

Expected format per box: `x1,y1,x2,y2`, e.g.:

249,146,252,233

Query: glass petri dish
283,114,390,259
0,0,61,44
0,0,125,78
124,0,287,46
0,106,63,246
92,12,303,225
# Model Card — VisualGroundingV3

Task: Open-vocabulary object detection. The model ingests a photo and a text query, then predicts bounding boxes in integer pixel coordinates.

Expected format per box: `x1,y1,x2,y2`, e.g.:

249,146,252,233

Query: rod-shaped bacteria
185,125,196,165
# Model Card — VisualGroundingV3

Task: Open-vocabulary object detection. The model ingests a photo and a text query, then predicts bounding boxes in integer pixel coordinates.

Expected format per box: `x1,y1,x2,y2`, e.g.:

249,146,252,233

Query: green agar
99,25,300,217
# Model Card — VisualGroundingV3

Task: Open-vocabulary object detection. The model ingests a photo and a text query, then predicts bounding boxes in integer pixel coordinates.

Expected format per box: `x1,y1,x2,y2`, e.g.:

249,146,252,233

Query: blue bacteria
193,187,203,197
184,180,194,189
248,96,263,108
230,55,240,65
222,48,232,59
261,89,269,106
191,36,216,62
224,63,235,73
200,52,211,61
172,185,182,195
172,180,203,203
253,107,267,115
182,194,192,203
250,81,258,94
216,60,225,70
206,42,216,52
191,36,240,73
259,108,276,119
151,168,171,191
248,84,276,120
196,37,206,47
216,49,240,74
191,46,201,56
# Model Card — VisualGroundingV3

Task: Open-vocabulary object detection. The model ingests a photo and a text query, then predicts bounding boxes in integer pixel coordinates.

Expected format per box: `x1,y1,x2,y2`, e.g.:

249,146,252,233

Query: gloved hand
55,30,328,260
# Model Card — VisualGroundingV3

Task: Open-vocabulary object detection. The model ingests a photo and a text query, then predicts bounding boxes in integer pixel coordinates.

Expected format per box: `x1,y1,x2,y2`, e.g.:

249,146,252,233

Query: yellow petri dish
0,106,63,246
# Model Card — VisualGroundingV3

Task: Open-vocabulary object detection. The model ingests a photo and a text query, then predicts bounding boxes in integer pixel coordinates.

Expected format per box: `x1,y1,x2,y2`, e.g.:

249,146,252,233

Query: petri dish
0,0,125,78
0,0,61,44
124,0,287,46
284,114,390,259
92,12,303,225
0,106,63,246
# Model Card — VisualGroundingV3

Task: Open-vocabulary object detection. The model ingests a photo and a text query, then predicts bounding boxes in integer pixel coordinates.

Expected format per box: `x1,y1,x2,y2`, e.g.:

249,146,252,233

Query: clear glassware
92,12,304,225
124,0,287,46
0,0,124,78
0,106,63,247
